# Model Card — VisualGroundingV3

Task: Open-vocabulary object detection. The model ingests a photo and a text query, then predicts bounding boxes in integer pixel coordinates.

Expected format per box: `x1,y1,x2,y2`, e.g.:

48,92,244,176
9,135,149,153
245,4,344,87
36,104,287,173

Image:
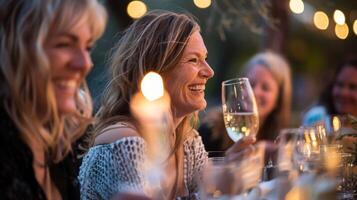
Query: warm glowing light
285,187,303,200
332,116,341,132
127,1,147,19
325,148,339,172
193,0,211,9
309,129,318,147
353,20,357,35
289,0,304,14
141,72,164,101
335,23,349,39
333,10,345,25
313,11,329,30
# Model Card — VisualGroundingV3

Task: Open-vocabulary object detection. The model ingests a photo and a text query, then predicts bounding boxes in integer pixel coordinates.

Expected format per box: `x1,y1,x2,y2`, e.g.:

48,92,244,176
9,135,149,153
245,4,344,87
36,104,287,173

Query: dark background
88,0,357,125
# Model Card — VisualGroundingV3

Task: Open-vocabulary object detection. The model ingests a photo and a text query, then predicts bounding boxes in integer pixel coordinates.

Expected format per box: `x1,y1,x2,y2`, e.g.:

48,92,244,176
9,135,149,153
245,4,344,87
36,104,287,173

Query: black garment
0,106,80,200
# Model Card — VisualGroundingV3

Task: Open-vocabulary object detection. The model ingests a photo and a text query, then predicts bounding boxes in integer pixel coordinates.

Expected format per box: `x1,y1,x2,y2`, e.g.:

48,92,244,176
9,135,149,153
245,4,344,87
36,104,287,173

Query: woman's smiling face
44,21,93,114
164,31,214,118
332,66,357,116
247,65,279,123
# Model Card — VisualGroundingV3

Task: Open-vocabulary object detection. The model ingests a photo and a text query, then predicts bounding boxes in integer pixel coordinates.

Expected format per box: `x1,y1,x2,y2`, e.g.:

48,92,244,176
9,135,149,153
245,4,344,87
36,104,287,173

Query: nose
71,48,93,73
199,61,214,80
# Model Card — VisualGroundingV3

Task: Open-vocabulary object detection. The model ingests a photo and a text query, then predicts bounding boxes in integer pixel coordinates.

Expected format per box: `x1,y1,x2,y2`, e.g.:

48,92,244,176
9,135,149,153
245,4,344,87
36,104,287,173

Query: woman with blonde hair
200,51,292,150
0,0,106,199
79,10,254,200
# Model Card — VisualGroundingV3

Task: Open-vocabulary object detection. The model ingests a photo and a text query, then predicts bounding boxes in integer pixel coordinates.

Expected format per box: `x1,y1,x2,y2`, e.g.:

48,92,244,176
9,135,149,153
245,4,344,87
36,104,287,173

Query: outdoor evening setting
0,0,356,199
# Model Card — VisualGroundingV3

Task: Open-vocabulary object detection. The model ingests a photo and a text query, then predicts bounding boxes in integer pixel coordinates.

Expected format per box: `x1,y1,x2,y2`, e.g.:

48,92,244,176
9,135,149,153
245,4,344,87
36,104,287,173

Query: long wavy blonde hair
94,10,200,197
0,0,107,162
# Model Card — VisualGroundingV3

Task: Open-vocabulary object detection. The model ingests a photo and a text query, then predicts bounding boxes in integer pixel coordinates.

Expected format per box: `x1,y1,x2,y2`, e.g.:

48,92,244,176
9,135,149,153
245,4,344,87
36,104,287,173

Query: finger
226,144,256,162
226,136,256,155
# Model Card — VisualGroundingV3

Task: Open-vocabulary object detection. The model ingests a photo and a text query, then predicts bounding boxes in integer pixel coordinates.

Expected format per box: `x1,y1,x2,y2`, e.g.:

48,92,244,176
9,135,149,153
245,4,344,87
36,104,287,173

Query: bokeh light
127,1,147,19
289,0,304,14
333,9,345,25
353,20,357,35
193,0,212,8
313,11,329,30
193,0,211,9
335,23,349,39
141,72,164,101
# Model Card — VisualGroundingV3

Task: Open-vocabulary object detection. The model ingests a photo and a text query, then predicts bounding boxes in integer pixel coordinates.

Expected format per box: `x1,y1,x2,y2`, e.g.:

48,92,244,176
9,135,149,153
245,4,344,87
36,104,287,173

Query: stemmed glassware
221,78,259,142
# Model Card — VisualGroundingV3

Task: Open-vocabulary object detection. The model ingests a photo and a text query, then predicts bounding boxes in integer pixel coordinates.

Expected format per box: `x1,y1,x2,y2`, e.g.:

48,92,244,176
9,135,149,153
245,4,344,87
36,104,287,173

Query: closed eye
55,41,71,48
188,58,199,64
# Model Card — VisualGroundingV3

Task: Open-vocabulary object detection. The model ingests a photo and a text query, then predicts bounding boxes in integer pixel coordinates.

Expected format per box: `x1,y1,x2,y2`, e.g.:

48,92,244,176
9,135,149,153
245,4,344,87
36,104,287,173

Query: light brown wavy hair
94,10,200,197
0,0,107,162
96,10,200,140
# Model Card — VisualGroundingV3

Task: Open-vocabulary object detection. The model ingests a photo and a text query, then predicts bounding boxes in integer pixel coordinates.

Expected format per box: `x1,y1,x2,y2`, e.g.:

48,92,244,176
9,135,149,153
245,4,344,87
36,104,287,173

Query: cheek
265,91,278,110
166,78,183,100
47,50,68,73
352,92,357,102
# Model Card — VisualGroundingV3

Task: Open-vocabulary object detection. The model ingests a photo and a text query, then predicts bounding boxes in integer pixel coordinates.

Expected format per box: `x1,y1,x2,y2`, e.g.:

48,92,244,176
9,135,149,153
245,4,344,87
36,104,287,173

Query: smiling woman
79,10,214,200
44,21,94,114
303,57,357,125
0,0,106,199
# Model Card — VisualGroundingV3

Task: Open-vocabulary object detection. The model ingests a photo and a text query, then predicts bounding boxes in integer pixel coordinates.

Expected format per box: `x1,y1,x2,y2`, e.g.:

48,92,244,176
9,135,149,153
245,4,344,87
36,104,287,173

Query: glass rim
222,77,249,86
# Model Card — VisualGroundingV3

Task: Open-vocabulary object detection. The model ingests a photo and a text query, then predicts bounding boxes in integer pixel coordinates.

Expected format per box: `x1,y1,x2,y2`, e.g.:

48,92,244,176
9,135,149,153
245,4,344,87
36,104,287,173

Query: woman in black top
0,0,106,199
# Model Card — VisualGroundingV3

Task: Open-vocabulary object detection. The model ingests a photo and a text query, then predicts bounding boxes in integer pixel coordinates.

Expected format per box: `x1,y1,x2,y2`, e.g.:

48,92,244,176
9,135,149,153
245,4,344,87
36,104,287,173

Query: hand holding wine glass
222,78,259,142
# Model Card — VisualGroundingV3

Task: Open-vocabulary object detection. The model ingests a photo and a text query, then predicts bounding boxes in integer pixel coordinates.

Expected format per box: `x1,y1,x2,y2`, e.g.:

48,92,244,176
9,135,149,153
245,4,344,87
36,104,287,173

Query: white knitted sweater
79,130,208,200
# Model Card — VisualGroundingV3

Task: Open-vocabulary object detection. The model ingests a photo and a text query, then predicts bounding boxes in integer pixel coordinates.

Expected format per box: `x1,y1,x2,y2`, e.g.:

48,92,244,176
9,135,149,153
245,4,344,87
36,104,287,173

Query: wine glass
222,78,259,142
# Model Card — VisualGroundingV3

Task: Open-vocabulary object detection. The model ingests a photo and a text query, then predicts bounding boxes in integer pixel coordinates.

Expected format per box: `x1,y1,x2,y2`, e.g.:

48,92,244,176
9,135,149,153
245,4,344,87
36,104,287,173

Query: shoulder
94,123,140,146
302,106,327,126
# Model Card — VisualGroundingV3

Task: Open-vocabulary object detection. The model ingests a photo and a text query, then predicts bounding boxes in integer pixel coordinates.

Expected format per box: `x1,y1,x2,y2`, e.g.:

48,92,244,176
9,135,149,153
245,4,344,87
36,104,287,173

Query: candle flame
141,72,164,101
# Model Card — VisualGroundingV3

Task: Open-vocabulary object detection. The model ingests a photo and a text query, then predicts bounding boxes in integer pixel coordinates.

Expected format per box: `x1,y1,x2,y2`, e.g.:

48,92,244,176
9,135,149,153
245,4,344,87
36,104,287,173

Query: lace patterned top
79,129,208,200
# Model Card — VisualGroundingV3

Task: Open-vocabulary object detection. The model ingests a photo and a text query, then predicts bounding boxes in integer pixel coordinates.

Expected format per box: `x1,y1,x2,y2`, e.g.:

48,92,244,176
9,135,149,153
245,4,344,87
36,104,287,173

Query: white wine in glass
222,78,259,142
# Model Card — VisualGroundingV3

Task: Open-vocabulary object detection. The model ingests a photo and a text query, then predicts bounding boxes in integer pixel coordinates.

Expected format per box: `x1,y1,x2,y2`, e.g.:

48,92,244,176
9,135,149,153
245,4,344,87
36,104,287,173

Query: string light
333,10,345,25
353,20,357,35
127,1,147,19
313,11,329,30
289,0,304,14
193,0,211,9
335,23,349,39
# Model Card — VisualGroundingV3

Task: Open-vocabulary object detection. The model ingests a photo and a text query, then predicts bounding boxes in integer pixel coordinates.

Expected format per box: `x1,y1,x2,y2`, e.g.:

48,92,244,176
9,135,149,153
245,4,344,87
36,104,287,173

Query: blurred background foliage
88,0,357,125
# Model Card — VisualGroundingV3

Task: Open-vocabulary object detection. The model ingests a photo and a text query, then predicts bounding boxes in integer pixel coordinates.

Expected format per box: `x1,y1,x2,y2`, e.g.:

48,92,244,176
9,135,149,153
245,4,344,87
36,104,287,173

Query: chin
196,101,207,111
57,100,77,115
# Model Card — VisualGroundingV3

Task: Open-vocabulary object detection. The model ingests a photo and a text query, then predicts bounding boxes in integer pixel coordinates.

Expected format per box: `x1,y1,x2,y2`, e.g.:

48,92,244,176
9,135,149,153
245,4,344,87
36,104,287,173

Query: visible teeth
188,85,205,91
56,80,77,88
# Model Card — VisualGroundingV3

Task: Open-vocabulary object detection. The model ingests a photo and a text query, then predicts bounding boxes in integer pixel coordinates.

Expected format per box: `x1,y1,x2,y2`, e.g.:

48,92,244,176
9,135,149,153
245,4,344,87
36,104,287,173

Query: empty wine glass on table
222,78,259,142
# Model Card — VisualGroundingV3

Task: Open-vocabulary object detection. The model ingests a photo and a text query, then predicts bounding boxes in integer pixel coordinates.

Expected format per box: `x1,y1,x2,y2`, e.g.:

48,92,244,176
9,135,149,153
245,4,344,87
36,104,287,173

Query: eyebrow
184,51,208,58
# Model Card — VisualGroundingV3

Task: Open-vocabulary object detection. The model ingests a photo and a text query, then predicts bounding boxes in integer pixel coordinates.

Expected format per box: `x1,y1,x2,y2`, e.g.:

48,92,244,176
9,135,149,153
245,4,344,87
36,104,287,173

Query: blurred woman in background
303,57,357,125
0,0,106,199
199,51,292,151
